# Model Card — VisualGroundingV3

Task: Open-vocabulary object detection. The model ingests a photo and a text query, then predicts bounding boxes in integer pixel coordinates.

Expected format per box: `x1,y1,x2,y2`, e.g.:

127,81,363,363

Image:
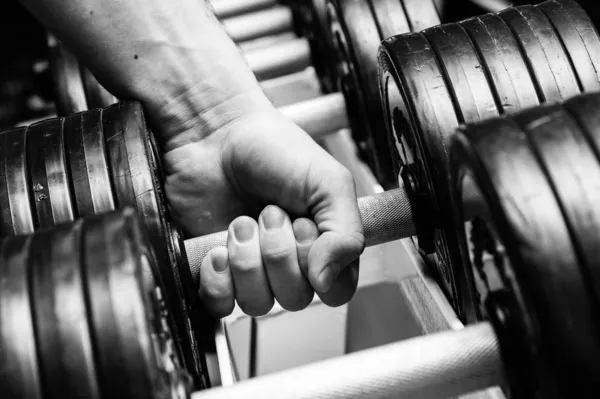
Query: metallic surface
245,38,312,81
223,6,294,43
193,323,503,399
212,0,277,19
278,93,348,139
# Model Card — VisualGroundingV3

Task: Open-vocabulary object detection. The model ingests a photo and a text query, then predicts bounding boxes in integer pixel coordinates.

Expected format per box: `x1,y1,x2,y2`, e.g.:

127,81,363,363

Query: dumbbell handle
212,0,277,19
184,188,414,282
192,322,504,399
223,5,293,43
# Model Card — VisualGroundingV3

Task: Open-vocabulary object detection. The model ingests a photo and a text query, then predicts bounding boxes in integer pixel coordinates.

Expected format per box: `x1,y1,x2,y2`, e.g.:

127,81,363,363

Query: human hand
160,91,365,317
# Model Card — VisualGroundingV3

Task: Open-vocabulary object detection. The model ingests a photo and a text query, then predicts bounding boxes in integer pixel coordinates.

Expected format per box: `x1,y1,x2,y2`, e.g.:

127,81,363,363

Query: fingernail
233,219,255,243
294,219,318,243
262,206,285,230
317,262,341,292
212,251,229,273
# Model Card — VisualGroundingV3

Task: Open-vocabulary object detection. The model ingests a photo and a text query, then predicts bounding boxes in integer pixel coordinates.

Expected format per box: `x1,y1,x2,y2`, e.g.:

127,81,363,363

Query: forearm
20,0,273,147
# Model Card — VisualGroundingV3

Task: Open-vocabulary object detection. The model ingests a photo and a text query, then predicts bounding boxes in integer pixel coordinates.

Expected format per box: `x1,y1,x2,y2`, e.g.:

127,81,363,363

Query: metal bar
192,323,504,399
277,93,348,139
212,0,277,19
246,38,312,81
223,6,294,43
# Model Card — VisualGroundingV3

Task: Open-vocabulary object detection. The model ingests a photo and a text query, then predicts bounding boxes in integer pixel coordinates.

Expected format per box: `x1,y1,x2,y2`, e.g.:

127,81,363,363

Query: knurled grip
184,187,415,283
191,323,504,399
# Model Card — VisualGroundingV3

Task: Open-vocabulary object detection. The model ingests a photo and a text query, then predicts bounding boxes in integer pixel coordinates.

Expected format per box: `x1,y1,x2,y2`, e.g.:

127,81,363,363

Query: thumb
306,167,365,293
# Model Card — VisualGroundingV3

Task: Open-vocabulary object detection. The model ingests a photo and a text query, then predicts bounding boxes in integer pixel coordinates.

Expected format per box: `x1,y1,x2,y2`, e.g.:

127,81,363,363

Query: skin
20,0,365,316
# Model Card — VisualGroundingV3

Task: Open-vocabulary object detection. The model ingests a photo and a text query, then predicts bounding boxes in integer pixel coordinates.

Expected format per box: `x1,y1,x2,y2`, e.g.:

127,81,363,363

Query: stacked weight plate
0,208,192,399
378,0,600,321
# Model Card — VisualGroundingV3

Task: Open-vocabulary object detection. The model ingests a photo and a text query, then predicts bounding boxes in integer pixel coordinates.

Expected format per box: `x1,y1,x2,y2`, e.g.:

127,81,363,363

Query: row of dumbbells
4,0,600,398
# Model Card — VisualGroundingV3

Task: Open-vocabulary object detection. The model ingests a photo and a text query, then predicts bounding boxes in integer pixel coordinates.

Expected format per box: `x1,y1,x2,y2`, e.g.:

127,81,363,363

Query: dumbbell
378,0,600,321
221,5,294,43
0,96,349,388
7,92,600,399
0,207,194,399
324,0,444,189
187,90,600,399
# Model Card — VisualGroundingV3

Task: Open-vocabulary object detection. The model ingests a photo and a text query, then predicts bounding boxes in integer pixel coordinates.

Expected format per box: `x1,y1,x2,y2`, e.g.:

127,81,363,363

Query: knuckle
261,246,294,265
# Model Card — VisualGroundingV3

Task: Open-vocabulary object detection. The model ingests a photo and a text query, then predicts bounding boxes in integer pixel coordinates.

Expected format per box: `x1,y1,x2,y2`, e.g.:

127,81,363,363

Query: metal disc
102,101,209,388
0,127,36,236
452,112,600,398
536,0,600,93
29,219,101,399
563,93,600,316
326,0,396,187
378,33,478,322
47,34,88,116
0,235,42,398
26,117,75,229
498,5,580,103
64,109,116,217
83,209,189,398
515,102,600,341
422,23,499,124
80,67,118,109
459,13,540,114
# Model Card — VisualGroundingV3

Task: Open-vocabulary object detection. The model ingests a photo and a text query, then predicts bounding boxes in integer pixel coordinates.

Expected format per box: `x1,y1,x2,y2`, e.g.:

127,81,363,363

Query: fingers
305,166,364,294
228,216,274,316
259,207,313,312
198,246,235,318
316,260,359,307
292,218,319,277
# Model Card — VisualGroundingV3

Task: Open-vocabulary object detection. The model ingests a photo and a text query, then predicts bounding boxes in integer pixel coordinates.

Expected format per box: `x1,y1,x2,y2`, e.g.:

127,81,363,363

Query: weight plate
83,209,189,398
47,34,88,116
64,109,116,217
0,127,36,236
402,0,442,32
0,236,42,398
460,13,540,114
452,111,600,397
326,0,396,187
498,5,580,103
81,67,118,109
29,219,101,399
378,33,478,322
423,23,499,123
102,101,209,388
563,93,600,318
26,117,75,229
536,0,600,92
515,103,600,339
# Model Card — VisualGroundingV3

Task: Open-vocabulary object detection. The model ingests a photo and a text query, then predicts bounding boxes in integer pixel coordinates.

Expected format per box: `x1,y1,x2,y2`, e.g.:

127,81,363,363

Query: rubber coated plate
563,93,600,319
452,113,600,397
460,14,540,114
81,67,118,109
30,220,101,399
26,117,75,229
47,34,88,116
537,0,600,92
498,6,580,103
64,109,116,217
515,103,600,334
402,0,442,32
423,23,499,124
0,236,42,398
83,210,175,398
0,127,35,236
378,33,478,322
326,0,396,187
102,101,208,387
